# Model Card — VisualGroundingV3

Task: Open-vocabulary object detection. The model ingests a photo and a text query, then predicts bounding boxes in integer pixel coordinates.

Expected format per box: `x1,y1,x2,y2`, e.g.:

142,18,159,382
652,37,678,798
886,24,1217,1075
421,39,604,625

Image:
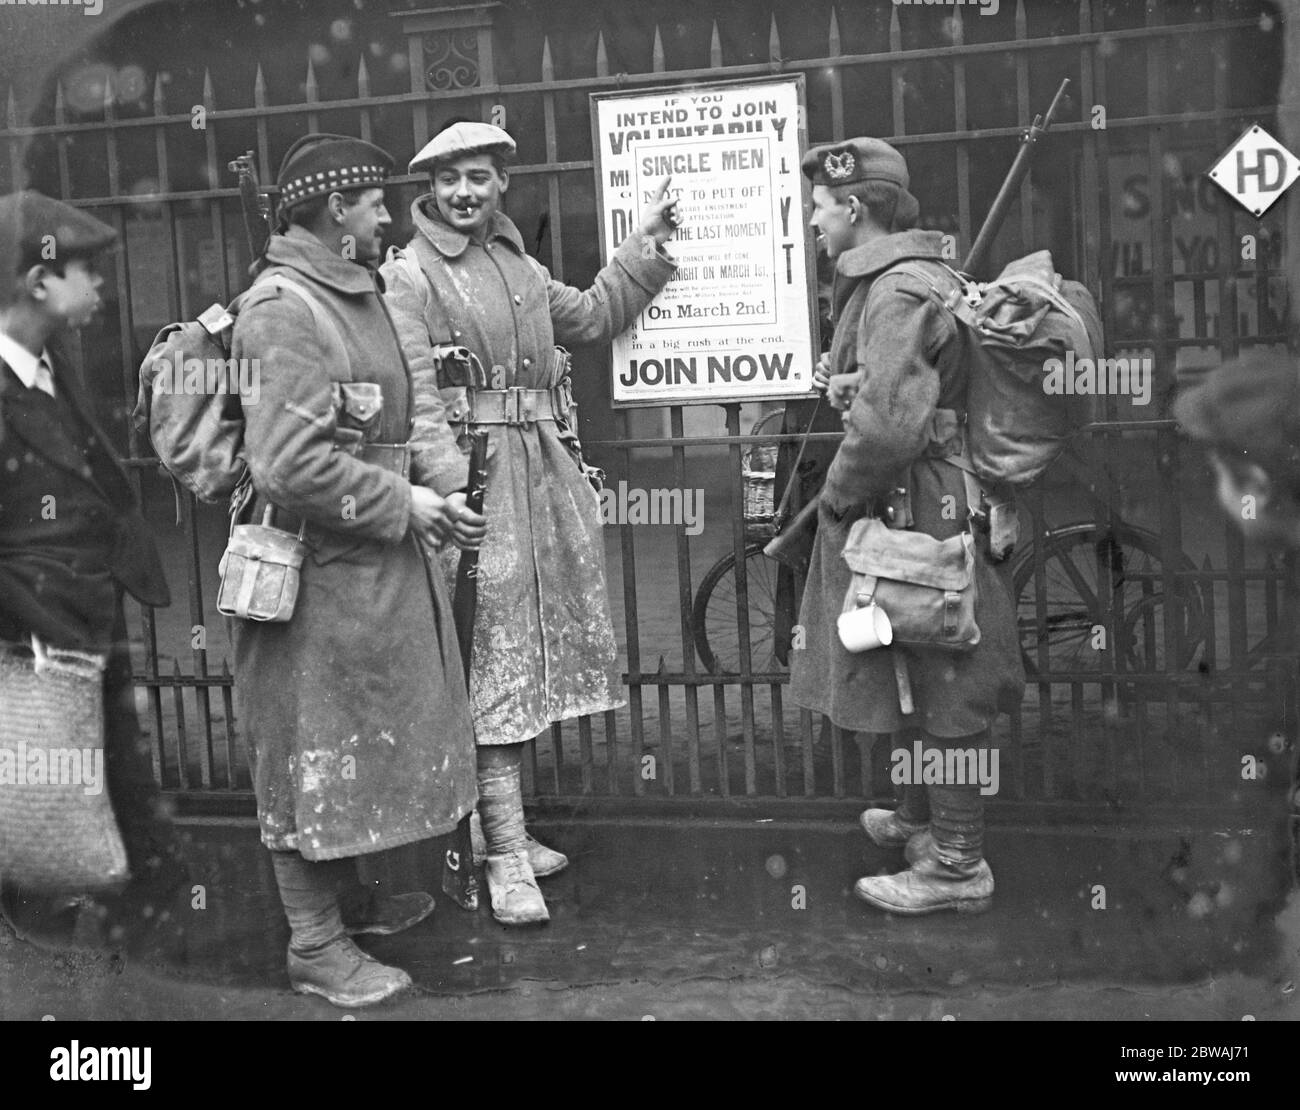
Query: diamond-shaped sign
1207,124,1300,218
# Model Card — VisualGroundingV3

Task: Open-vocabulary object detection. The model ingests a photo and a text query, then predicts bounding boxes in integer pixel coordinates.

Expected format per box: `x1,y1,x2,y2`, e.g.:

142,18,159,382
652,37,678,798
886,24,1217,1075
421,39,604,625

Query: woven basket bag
0,639,129,892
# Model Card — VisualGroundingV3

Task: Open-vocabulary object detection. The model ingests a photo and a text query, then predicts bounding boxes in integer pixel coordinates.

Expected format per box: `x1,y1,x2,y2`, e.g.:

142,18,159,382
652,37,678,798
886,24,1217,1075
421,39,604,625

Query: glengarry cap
275,133,394,209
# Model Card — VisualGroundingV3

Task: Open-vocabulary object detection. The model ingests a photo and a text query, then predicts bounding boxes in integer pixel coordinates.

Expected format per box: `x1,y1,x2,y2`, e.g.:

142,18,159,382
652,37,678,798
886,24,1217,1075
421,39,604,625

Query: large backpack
131,271,344,504
876,249,1105,490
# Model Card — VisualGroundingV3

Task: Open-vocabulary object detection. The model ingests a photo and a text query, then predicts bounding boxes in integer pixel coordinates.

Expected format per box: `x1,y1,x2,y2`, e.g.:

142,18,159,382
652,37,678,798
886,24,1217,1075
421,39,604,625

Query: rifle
443,423,490,912
763,78,1072,571
228,151,273,264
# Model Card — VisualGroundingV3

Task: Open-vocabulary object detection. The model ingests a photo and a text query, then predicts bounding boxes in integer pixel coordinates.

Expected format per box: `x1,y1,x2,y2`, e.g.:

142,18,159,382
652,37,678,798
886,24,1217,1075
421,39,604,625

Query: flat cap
1173,352,1300,461
0,190,117,276
275,133,394,210
409,122,516,174
802,137,909,190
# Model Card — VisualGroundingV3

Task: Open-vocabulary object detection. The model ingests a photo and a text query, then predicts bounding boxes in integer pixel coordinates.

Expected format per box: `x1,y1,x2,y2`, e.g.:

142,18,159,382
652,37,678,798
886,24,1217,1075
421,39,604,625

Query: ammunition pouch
329,381,384,457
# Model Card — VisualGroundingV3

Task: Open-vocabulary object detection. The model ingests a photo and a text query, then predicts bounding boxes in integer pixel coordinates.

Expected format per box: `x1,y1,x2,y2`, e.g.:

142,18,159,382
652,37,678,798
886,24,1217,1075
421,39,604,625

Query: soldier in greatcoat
382,123,681,924
791,139,1025,914
230,135,483,1006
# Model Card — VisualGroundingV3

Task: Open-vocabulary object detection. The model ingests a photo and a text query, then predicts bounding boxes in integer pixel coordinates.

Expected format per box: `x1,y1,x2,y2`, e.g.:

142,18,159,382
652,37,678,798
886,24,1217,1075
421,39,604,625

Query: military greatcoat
789,230,1025,739
382,199,675,745
231,226,476,859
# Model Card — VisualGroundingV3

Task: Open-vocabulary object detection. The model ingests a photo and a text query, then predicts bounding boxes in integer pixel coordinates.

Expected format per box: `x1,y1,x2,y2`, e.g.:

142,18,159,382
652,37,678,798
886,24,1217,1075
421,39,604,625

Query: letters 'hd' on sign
1207,123,1300,217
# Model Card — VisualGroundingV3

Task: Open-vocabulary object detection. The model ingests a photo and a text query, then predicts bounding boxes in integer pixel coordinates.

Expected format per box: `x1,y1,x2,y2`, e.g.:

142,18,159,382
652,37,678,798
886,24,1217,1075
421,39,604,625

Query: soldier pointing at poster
382,121,682,926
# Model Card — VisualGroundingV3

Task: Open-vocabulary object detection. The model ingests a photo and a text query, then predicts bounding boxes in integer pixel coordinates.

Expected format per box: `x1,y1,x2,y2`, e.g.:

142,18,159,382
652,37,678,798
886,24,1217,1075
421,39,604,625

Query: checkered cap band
279,164,387,207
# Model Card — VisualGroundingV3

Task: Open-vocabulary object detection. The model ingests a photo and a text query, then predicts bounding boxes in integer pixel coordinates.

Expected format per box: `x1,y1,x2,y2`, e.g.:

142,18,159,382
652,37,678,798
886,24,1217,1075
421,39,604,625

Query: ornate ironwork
424,28,480,91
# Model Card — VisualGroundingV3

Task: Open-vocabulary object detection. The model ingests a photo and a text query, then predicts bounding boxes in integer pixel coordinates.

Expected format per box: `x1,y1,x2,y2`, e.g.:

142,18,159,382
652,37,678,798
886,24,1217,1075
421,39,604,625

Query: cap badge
824,150,855,180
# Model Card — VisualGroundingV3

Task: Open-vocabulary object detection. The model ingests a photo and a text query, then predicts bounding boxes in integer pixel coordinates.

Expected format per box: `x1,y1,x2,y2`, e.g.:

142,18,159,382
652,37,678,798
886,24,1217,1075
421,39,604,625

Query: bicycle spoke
1051,544,1102,619
1014,525,1206,688
699,549,785,674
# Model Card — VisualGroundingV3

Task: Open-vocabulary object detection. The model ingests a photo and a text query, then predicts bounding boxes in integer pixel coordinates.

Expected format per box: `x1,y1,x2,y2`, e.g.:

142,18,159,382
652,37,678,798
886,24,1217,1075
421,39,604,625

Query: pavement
2,814,1297,1021
7,436,1291,1021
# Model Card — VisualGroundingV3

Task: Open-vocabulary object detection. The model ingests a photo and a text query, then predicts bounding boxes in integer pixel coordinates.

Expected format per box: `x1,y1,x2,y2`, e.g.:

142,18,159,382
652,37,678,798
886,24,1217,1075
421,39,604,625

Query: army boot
854,783,992,915
484,850,550,925
478,746,549,925
272,851,413,1007
341,887,436,937
859,808,931,847
904,829,936,865
471,810,569,878
860,782,930,848
288,937,412,1008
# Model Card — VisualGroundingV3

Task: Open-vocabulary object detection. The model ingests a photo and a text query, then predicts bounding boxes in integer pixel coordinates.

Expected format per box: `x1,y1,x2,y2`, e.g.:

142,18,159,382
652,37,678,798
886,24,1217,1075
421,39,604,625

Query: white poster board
591,76,818,407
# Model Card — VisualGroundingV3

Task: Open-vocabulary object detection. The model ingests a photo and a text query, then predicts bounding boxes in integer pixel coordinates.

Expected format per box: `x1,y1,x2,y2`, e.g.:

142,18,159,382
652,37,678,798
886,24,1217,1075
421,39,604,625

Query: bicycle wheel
1012,523,1206,679
692,543,788,675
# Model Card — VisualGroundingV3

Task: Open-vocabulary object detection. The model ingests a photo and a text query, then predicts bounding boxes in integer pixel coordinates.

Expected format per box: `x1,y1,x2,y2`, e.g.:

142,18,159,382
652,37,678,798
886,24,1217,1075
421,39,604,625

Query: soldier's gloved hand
445,492,488,552
409,485,455,548
638,175,683,246
827,372,861,412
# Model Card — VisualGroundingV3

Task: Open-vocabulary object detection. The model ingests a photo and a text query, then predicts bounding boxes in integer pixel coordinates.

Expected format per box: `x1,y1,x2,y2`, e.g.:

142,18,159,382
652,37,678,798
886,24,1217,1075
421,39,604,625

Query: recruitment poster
591,76,817,407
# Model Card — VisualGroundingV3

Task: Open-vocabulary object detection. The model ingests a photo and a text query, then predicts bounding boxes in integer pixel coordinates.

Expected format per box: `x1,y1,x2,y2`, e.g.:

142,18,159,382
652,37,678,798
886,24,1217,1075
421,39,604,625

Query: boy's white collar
0,330,51,393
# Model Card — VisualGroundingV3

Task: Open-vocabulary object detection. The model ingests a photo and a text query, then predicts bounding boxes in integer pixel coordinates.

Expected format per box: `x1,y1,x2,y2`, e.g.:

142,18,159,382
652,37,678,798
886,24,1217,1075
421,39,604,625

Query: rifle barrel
765,77,1070,550
963,77,1069,276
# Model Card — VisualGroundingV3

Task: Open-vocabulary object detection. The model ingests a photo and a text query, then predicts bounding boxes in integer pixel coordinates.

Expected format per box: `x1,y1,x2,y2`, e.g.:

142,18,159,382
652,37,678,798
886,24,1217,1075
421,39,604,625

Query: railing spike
305,55,319,100
828,7,841,55
54,81,66,124
652,25,665,72
202,67,214,108
102,69,115,120
769,13,781,65
542,35,554,82
710,20,722,68
1015,0,1027,38
6,85,18,130
952,3,964,45
596,30,608,77
152,71,165,115
889,4,902,51
254,63,267,108
357,53,370,98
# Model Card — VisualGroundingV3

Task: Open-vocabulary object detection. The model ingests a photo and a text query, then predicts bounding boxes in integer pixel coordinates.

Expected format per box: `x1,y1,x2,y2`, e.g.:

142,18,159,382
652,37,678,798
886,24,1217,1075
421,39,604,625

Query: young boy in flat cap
0,190,182,951
791,138,1024,915
230,134,484,1007
382,122,682,925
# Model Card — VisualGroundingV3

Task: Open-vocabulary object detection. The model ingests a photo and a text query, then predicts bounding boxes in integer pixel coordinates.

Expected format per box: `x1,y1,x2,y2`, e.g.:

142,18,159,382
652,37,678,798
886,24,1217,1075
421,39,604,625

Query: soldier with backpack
790,138,1026,915
222,135,485,1007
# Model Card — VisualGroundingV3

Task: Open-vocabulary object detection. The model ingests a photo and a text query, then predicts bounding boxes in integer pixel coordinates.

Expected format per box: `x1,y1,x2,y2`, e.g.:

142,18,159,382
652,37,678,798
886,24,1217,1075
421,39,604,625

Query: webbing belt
454,382,575,427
